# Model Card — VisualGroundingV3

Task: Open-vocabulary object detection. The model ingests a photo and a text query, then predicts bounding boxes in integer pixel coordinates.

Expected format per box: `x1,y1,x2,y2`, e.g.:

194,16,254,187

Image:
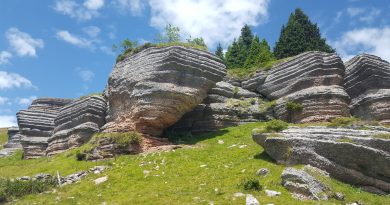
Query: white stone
94,176,108,185
265,189,281,197
246,194,259,205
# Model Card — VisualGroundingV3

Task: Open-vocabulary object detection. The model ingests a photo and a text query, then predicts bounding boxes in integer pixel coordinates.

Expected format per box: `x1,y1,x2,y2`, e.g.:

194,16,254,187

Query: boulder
252,126,390,194
17,98,72,159
167,81,268,133
46,95,107,156
4,127,22,149
344,54,390,125
104,46,226,136
258,51,350,123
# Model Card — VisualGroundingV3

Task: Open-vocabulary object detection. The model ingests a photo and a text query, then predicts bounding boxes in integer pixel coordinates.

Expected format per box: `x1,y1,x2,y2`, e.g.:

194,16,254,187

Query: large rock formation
253,126,390,194
258,51,350,123
17,98,72,159
4,127,22,149
104,46,226,136
46,96,106,156
344,54,390,125
168,81,268,133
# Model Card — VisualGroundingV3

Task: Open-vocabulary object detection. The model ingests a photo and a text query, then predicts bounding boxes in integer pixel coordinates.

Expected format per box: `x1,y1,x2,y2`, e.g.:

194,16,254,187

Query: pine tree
259,39,274,63
225,39,241,69
244,36,262,68
274,8,335,59
215,43,224,61
239,24,254,50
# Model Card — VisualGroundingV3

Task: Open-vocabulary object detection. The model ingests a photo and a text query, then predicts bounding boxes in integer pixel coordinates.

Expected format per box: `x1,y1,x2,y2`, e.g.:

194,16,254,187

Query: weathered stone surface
241,71,267,92
4,127,22,149
344,54,390,125
104,46,226,136
253,126,390,194
17,98,72,159
46,96,106,156
167,81,268,133
258,51,350,123
281,167,329,200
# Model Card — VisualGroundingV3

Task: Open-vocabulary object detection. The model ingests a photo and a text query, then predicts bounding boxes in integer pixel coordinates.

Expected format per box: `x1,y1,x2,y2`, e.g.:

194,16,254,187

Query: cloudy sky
0,0,389,127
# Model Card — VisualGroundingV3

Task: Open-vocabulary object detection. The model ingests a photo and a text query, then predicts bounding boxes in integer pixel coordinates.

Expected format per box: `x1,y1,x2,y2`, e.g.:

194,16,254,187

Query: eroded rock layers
104,46,226,136
4,127,22,149
253,126,390,194
46,96,106,156
344,54,390,125
168,81,268,133
17,98,72,159
258,51,350,123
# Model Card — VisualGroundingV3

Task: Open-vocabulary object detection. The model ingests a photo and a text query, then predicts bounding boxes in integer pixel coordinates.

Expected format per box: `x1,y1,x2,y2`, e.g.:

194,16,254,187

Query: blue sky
0,0,389,127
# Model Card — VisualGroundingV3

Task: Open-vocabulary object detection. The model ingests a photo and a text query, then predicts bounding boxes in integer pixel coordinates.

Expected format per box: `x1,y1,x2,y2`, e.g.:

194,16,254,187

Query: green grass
372,133,390,140
0,123,388,204
328,117,360,127
285,100,303,112
0,128,7,148
335,138,356,144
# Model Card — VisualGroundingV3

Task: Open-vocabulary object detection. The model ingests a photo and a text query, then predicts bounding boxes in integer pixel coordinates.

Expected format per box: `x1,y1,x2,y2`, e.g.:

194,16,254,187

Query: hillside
0,124,389,204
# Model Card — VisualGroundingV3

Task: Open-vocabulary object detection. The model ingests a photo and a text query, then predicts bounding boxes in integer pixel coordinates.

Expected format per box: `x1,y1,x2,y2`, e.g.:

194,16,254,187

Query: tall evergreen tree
244,36,261,68
215,43,224,61
274,8,335,59
259,39,274,63
225,39,241,69
239,24,254,50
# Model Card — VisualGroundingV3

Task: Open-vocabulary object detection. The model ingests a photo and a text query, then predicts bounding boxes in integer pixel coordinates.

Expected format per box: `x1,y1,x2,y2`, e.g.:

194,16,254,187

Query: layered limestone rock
104,46,226,136
168,81,268,133
258,51,350,123
4,127,22,149
344,54,390,125
17,98,72,159
253,126,390,194
46,96,106,156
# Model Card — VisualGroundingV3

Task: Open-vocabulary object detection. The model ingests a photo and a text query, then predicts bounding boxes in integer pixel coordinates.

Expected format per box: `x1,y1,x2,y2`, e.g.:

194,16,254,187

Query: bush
265,119,289,132
328,117,359,127
239,178,262,191
286,100,303,112
0,178,57,202
75,151,87,161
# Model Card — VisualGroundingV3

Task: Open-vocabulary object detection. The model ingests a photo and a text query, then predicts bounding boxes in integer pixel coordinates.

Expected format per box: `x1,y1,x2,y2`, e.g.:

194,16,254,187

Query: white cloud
84,0,105,10
56,30,93,48
114,0,144,15
76,68,95,82
359,8,381,24
347,7,364,17
147,0,270,47
0,96,10,105
5,28,44,57
17,96,37,106
54,0,104,21
83,26,101,38
0,115,17,128
332,27,390,61
0,71,34,90
0,51,12,65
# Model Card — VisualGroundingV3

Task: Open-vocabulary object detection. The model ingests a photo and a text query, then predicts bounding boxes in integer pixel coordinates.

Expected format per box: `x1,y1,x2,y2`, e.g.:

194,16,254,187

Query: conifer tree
274,8,335,59
225,39,241,69
244,36,262,68
215,43,224,61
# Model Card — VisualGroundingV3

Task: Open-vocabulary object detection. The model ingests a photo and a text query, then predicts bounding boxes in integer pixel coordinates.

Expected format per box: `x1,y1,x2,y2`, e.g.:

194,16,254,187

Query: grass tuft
238,177,262,191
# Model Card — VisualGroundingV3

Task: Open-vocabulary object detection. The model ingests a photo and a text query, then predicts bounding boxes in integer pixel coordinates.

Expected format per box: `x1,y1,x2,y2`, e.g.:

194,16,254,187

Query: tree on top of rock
225,25,255,69
215,43,224,61
274,8,335,59
244,36,274,68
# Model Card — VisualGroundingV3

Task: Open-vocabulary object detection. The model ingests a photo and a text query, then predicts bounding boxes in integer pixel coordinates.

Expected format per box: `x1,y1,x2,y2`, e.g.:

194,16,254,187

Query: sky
0,0,389,127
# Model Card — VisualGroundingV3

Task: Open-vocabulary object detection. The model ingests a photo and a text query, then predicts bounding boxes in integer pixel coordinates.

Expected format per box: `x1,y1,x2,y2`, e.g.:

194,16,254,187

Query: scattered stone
332,192,345,201
246,194,260,205
89,166,108,174
256,168,269,176
218,140,224,144
265,189,281,197
227,144,237,148
61,171,88,186
200,164,207,168
94,176,108,185
239,145,247,149
18,176,31,181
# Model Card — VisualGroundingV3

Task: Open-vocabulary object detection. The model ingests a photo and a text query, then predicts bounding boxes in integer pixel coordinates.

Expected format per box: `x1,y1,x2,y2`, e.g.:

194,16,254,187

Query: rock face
104,46,226,136
258,51,350,123
167,81,268,133
17,98,72,159
253,126,390,194
4,127,22,149
344,54,390,125
46,96,106,156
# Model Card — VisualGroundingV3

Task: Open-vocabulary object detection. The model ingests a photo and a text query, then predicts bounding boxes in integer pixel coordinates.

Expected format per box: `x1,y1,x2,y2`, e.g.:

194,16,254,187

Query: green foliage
187,37,207,49
0,128,7,148
328,117,359,127
286,100,303,112
226,98,252,110
274,8,335,59
372,133,390,140
259,100,277,113
157,24,181,43
244,37,275,69
0,178,57,203
239,177,262,191
336,138,356,144
215,43,224,61
93,132,142,148
264,119,289,132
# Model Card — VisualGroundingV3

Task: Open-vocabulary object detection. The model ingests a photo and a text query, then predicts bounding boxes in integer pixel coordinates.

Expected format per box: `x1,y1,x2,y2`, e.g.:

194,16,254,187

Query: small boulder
94,176,108,185
265,189,281,197
246,194,259,205
256,168,269,176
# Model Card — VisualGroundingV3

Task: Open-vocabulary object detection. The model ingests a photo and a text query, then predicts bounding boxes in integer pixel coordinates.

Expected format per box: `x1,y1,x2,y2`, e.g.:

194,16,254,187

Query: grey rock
168,81,268,133
332,192,345,201
241,71,267,92
265,189,281,197
245,194,259,205
344,54,390,125
46,96,106,156
4,127,22,149
258,51,350,123
253,126,390,194
256,168,269,176
94,176,108,185
17,98,73,159
281,167,329,200
104,46,226,136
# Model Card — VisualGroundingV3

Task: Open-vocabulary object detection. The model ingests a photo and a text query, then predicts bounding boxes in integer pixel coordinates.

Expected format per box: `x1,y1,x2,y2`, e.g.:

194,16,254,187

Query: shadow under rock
163,129,229,145
254,151,276,163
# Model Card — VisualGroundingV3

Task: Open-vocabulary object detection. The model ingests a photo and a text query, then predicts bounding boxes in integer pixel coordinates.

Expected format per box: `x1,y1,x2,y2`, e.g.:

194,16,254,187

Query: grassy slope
0,123,389,204
0,128,7,148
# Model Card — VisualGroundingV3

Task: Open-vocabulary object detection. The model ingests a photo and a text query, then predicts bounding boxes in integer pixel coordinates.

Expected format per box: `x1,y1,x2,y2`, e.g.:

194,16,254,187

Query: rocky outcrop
17,98,72,159
4,127,22,149
104,46,226,136
344,54,390,125
258,51,350,123
46,96,106,156
167,81,268,133
253,126,390,194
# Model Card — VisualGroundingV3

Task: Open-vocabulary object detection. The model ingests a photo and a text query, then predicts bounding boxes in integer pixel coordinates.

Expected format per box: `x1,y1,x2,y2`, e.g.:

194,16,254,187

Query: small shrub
75,151,87,161
328,117,359,127
0,178,57,202
259,100,276,112
94,132,142,148
265,119,289,132
232,86,239,96
286,100,303,112
239,178,262,191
